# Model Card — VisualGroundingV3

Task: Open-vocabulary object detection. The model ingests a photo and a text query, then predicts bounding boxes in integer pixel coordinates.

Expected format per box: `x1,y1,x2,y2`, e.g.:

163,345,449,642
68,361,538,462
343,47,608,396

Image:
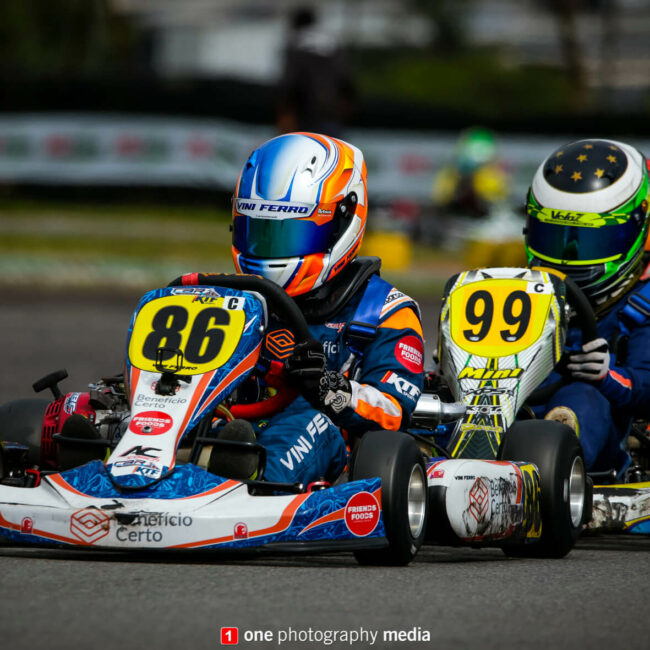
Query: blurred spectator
276,6,357,137
432,126,509,218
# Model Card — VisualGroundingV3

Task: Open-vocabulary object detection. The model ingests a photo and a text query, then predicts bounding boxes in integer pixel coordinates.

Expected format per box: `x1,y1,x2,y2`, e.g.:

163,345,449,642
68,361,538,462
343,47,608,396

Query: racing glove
285,339,352,421
566,337,610,381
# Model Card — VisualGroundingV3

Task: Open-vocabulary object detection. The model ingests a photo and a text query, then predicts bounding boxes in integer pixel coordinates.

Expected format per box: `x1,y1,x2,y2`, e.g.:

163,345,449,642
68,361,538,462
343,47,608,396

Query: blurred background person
432,126,510,220
276,6,357,137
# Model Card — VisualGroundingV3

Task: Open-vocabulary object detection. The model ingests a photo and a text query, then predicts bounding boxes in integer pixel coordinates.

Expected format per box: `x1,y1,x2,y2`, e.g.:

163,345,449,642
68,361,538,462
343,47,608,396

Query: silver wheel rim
407,464,427,538
567,456,585,528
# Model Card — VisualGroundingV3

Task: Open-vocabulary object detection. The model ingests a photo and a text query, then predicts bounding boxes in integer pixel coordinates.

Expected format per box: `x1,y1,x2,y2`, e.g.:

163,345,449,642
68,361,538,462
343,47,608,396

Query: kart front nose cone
567,455,586,528
407,464,427,538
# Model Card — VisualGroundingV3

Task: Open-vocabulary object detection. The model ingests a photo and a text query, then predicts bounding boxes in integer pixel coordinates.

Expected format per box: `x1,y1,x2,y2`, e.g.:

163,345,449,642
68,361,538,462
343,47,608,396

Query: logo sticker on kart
233,522,249,539
129,411,173,436
344,492,380,537
63,392,82,414
70,508,110,544
21,518,34,534
395,336,424,373
468,478,490,523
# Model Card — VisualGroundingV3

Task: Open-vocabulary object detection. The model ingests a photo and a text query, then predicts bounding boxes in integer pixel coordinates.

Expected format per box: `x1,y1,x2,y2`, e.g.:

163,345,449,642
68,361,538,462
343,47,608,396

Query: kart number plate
128,295,246,375
449,278,553,357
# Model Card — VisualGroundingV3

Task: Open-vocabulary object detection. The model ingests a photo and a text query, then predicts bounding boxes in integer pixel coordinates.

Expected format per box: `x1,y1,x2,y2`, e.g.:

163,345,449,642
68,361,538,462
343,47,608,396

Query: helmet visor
526,193,648,264
233,214,339,258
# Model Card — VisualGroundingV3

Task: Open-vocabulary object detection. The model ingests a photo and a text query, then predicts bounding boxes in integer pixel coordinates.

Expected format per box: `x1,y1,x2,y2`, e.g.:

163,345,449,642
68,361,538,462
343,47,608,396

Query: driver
218,132,425,485
524,138,650,477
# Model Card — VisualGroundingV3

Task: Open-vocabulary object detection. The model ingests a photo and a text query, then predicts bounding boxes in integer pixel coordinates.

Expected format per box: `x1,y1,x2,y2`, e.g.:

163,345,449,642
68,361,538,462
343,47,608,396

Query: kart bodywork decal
51,461,234,500
297,487,382,537
0,472,384,551
439,268,567,460
588,481,650,533
426,458,541,542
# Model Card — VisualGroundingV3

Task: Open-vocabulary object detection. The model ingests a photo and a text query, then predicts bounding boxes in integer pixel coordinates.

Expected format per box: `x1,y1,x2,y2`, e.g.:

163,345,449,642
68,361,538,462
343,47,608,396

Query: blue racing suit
254,273,425,485
538,278,650,475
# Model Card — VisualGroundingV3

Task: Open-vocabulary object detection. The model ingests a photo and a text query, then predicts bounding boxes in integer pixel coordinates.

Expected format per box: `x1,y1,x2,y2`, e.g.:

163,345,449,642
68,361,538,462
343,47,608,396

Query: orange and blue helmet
232,132,368,297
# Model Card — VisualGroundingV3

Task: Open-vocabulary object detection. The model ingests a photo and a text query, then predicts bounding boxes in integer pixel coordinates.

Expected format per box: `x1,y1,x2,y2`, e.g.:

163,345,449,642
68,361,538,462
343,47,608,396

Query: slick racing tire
0,398,49,466
498,420,587,559
351,430,428,566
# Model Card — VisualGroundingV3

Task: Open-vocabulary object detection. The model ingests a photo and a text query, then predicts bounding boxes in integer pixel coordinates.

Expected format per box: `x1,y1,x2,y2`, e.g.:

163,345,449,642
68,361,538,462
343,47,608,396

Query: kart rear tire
0,398,49,466
498,419,587,558
350,430,428,566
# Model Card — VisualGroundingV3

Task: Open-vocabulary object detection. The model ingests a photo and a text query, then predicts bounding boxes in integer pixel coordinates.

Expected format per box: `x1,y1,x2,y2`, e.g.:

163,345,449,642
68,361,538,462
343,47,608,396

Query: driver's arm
286,306,424,433
595,323,650,417
336,307,424,433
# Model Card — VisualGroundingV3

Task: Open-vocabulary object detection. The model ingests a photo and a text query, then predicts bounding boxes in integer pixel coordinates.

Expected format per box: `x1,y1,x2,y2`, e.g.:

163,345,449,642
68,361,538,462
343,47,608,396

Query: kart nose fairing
0,462,385,551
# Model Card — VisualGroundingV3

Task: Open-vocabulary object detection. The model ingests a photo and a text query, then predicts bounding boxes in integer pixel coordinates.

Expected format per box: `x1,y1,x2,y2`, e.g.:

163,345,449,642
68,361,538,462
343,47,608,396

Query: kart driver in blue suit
525,138,650,478
214,132,425,486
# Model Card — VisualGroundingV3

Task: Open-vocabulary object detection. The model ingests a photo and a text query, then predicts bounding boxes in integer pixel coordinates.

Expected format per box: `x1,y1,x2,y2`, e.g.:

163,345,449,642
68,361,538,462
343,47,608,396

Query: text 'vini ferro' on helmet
232,132,368,297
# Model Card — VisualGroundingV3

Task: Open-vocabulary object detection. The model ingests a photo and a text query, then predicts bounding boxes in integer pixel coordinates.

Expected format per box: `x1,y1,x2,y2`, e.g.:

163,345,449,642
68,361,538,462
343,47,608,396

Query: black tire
498,419,587,558
0,399,49,466
350,430,428,566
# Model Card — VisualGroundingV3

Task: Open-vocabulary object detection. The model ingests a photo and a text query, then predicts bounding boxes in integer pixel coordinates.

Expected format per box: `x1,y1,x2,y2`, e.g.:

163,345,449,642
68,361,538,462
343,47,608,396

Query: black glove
285,339,352,419
566,337,610,381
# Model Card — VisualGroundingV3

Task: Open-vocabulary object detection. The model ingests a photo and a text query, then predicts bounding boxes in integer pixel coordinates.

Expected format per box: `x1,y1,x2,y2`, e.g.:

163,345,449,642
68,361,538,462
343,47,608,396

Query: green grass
0,199,462,295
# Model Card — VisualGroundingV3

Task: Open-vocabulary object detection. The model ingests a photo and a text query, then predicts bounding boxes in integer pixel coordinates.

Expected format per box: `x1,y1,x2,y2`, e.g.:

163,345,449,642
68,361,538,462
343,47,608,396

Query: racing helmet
232,132,368,297
525,138,650,312
456,127,498,174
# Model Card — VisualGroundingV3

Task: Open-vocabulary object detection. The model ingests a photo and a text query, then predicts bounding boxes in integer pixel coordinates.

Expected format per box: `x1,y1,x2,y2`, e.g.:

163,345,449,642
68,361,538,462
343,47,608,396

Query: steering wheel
167,273,310,419
526,271,598,406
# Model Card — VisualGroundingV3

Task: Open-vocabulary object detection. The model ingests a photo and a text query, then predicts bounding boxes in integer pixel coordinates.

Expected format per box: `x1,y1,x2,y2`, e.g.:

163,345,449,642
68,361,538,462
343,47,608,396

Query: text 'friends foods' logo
395,336,424,373
128,411,173,436
344,492,380,537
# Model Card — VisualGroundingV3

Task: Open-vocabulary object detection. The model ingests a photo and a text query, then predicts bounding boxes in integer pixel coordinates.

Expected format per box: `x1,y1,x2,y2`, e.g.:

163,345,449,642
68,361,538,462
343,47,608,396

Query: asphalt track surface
1,289,648,650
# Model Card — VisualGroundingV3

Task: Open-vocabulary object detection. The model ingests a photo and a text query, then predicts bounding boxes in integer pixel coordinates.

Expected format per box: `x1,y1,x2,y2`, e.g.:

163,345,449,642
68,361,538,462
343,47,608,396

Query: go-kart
0,270,592,564
420,265,648,543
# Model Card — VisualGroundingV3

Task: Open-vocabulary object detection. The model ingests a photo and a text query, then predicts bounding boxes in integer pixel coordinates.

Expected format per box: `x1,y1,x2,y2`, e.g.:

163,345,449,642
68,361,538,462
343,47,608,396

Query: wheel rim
566,456,585,528
407,464,427,538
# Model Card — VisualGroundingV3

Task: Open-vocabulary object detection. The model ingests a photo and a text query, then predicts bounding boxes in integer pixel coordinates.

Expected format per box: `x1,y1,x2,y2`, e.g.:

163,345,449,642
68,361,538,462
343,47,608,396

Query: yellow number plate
449,278,553,357
128,295,246,375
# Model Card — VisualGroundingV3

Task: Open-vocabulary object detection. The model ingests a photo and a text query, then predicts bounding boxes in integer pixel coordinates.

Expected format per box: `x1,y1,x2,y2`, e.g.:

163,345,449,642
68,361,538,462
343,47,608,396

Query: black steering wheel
167,273,311,342
526,271,598,406
166,273,310,418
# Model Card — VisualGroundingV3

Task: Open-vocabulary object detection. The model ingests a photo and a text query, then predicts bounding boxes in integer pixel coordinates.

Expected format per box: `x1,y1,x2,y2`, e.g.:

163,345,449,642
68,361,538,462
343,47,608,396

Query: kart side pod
425,458,542,545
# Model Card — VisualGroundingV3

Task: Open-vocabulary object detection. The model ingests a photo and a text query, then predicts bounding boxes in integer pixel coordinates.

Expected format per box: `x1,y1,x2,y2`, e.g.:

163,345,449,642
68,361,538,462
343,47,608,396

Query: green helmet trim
526,174,649,229
527,225,648,287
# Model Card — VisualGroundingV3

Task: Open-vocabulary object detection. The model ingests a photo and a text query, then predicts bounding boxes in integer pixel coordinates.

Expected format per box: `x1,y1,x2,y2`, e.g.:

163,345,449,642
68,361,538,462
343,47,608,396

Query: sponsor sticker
233,522,249,539
70,508,110,544
129,411,173,436
63,392,82,415
395,336,424,373
21,517,34,534
381,371,421,401
468,478,490,523
344,491,380,537
324,322,345,332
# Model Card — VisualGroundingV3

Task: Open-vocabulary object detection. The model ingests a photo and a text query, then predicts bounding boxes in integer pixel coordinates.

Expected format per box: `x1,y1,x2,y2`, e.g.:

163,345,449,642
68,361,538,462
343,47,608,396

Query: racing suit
253,258,425,485
538,277,650,475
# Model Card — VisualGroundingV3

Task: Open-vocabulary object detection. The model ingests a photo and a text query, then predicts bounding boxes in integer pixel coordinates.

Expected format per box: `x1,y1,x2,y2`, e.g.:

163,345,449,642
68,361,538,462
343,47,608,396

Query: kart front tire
498,419,587,559
350,430,428,566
